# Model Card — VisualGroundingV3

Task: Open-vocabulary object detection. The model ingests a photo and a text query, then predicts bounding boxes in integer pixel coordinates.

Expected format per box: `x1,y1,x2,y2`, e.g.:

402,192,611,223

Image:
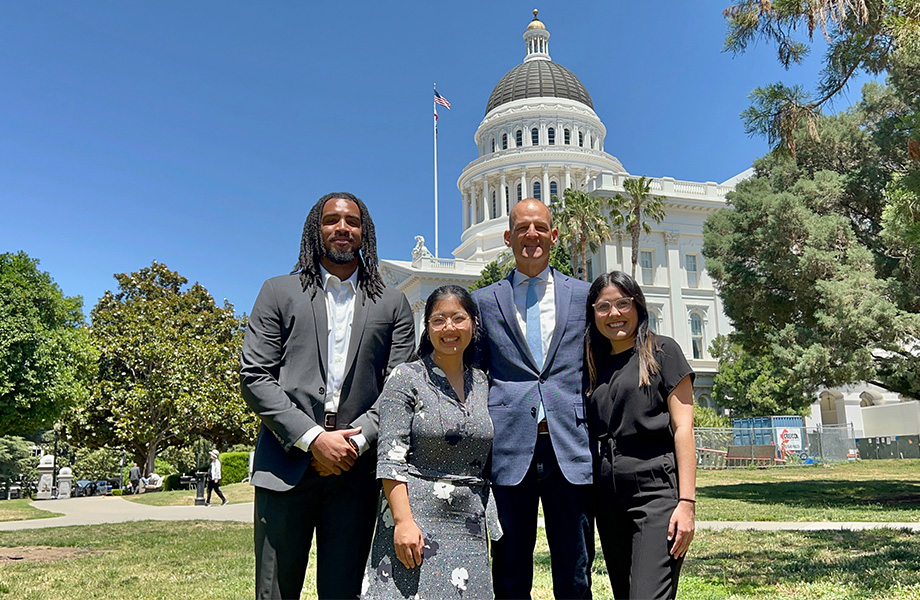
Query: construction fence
695,424,859,469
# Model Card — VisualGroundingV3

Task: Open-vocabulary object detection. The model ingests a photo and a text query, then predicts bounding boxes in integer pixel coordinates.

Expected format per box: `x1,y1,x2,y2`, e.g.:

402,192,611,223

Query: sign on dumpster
777,427,803,452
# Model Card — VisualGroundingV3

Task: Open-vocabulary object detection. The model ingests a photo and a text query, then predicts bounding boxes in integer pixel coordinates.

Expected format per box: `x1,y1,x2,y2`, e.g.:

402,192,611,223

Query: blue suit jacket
473,269,592,486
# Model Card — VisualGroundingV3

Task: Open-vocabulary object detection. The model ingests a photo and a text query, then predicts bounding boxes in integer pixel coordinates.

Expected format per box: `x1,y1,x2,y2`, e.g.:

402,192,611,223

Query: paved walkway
1,497,918,532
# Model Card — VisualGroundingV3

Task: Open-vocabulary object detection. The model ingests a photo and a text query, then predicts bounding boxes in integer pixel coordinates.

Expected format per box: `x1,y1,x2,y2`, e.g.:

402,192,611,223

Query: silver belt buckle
324,412,337,430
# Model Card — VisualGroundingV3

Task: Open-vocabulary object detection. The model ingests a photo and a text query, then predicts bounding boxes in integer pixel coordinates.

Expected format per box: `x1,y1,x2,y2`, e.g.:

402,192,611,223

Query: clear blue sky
0,2,874,316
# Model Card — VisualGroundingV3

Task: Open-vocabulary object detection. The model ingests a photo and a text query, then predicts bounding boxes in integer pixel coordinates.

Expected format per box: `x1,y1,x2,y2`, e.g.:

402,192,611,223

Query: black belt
324,412,337,431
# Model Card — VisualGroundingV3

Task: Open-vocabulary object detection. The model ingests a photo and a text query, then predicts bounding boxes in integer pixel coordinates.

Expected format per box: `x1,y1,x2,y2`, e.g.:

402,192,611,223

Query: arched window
531,127,539,146
491,138,496,153
515,129,523,147
578,131,584,147
548,127,555,145
491,191,497,219
690,313,704,359
502,133,508,150
505,186,510,213
549,181,558,202
516,183,522,202
648,309,661,334
533,181,541,201
564,128,571,145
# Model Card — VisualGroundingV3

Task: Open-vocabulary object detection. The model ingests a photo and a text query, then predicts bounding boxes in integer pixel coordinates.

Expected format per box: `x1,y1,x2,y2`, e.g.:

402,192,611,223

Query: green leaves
552,188,617,281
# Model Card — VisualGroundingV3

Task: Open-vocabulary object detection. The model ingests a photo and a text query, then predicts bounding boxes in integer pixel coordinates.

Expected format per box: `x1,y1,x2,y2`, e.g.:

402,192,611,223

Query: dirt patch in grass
0,546,108,562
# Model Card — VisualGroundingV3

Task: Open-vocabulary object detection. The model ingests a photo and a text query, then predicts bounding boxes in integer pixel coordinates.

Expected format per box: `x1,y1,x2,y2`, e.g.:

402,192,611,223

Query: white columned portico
542,166,549,203
483,178,491,220
462,190,470,230
564,165,571,190
520,168,527,200
664,231,687,343
500,172,508,216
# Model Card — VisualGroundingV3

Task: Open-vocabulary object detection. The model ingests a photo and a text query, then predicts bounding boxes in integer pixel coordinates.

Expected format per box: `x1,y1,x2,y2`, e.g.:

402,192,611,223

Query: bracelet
678,497,696,504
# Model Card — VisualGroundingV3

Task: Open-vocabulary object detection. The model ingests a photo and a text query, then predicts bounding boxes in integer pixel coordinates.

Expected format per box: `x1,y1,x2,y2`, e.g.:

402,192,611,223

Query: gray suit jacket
240,273,415,491
473,269,592,486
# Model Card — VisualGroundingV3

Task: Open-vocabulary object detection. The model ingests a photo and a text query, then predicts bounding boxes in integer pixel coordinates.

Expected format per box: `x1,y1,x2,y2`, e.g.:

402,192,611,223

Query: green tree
614,177,667,279
723,0,920,155
703,82,920,401
552,189,616,281
0,252,96,436
70,262,256,473
0,436,33,484
468,244,574,292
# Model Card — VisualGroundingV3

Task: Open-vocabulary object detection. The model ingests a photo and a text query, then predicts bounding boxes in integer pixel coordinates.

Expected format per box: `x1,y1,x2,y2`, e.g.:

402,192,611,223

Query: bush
162,473,182,492
112,488,123,496
219,452,250,484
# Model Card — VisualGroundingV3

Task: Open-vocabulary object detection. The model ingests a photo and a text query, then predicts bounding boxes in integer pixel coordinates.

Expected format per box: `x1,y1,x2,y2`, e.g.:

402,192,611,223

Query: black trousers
254,467,379,600
206,479,225,504
595,446,683,600
492,434,593,600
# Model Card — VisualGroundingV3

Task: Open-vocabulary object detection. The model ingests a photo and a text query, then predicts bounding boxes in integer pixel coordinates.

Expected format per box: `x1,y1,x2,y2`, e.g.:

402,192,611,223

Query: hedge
163,473,181,492
218,452,250,484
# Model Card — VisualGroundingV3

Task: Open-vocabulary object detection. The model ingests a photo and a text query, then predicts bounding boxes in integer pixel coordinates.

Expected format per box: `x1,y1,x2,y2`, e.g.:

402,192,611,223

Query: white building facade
380,11,738,406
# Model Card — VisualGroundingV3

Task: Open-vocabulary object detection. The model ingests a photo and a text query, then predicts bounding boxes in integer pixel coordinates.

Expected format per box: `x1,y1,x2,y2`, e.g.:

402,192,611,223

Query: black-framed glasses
428,313,471,330
593,298,634,315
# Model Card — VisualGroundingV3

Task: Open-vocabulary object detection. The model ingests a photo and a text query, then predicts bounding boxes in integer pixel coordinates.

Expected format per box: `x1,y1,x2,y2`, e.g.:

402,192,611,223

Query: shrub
163,473,181,492
112,488,123,496
219,452,250,484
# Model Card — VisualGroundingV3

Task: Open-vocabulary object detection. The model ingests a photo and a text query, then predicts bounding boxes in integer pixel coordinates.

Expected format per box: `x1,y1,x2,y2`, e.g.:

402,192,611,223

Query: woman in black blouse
585,271,696,600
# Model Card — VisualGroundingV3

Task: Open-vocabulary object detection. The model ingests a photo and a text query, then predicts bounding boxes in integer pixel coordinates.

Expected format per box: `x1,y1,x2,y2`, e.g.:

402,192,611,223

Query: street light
52,421,62,498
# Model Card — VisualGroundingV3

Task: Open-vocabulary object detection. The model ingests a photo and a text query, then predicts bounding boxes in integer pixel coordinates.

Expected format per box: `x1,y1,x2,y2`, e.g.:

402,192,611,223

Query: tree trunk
580,237,588,282
631,221,640,280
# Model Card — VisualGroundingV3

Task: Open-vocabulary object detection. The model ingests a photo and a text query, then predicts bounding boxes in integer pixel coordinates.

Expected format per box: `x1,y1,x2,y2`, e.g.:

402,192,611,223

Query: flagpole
433,83,439,259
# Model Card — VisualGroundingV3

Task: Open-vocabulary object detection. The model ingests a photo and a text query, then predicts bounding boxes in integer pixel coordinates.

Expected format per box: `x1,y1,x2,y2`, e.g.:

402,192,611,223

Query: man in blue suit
474,198,593,599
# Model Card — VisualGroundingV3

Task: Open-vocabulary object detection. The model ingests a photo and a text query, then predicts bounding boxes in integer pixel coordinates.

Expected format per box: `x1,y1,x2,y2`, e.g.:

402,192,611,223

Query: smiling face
594,284,639,353
320,198,362,268
505,200,558,277
427,296,474,360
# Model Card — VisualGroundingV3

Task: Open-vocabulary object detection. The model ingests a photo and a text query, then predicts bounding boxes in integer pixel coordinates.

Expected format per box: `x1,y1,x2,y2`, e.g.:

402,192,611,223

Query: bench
726,445,778,467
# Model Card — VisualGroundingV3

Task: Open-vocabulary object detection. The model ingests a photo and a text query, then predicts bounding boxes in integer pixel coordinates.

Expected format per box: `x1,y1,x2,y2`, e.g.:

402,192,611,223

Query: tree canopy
552,189,616,281
614,177,667,280
69,262,256,472
0,252,96,436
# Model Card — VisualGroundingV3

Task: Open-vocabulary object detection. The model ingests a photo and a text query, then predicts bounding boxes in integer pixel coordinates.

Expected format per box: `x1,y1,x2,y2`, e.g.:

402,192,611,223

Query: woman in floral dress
362,285,498,600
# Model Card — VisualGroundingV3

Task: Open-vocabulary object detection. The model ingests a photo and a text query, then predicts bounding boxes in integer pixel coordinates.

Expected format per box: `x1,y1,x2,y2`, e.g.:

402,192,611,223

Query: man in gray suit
473,199,593,599
241,192,415,600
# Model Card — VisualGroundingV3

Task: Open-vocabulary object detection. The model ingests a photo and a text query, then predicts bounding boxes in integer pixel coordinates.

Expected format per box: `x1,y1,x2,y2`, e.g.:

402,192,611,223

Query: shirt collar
513,266,552,287
320,266,358,293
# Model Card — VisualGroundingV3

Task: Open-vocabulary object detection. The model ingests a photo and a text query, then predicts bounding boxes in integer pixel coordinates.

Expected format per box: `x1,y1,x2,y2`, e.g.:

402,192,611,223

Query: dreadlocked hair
291,192,386,304
585,270,660,393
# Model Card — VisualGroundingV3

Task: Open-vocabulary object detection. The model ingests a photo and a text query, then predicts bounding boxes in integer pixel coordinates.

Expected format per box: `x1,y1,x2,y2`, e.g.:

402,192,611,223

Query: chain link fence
695,424,859,469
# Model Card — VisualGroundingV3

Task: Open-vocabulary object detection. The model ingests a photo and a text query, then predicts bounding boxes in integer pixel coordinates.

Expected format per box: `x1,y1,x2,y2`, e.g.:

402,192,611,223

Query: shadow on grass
700,480,920,510
688,529,920,596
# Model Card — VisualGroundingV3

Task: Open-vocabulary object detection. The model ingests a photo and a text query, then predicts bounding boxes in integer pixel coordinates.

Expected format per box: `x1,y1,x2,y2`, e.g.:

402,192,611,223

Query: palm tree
551,188,618,281
615,177,667,279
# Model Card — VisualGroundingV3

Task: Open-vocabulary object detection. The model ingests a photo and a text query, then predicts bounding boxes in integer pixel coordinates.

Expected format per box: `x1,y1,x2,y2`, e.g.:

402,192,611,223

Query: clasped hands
310,426,361,476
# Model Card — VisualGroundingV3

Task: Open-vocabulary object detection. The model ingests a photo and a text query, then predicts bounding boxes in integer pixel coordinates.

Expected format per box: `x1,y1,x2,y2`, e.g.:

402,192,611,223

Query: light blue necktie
526,277,546,423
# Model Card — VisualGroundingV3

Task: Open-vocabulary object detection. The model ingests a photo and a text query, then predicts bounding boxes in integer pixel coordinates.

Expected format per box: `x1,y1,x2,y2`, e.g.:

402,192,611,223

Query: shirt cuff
350,433,369,456
294,426,325,453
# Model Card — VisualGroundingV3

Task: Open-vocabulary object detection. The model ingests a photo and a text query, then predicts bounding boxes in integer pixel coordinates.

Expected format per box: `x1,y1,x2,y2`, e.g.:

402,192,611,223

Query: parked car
73,480,95,497
94,480,112,496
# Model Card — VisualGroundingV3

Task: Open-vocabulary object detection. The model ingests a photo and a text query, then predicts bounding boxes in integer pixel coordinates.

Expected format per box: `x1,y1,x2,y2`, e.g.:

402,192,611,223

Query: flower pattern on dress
387,440,408,462
377,557,393,582
382,505,395,528
433,480,455,503
450,567,469,591
422,534,440,559
464,515,482,536
361,571,371,596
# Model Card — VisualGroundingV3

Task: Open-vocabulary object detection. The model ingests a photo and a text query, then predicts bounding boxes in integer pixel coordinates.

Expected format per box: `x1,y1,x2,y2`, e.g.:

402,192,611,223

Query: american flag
434,90,451,110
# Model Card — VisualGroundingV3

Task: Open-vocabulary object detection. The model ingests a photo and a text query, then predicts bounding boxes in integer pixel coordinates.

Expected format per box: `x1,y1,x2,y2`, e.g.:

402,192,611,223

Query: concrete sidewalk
2,497,918,533
0,496,251,531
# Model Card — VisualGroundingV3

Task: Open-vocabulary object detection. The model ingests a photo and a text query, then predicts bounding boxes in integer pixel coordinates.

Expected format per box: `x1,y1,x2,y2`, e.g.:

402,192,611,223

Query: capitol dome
485,60,593,115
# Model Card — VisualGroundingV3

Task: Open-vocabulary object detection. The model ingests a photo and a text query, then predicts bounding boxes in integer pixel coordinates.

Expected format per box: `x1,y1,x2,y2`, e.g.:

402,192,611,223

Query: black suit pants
254,466,379,600
595,449,683,600
491,434,593,599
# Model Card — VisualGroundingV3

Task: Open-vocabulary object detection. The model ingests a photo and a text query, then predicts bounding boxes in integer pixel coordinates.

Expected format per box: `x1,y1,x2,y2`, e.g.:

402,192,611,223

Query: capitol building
380,11,746,407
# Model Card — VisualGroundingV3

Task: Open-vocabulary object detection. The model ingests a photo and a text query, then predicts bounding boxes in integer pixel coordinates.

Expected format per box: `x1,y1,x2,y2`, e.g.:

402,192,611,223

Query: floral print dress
362,355,497,600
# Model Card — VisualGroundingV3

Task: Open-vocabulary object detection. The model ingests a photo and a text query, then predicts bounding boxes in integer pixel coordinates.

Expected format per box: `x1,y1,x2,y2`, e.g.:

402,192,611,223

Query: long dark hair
585,270,660,391
291,192,385,303
413,285,480,368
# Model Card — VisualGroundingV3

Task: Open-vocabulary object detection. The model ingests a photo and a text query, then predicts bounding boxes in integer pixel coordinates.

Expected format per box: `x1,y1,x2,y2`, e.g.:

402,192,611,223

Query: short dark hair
291,192,384,303
413,285,480,367
585,270,659,390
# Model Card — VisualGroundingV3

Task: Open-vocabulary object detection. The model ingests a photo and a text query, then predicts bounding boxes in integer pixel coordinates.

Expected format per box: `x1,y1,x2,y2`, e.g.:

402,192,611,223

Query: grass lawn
1,521,919,599
124,482,253,507
696,459,920,522
0,500,62,523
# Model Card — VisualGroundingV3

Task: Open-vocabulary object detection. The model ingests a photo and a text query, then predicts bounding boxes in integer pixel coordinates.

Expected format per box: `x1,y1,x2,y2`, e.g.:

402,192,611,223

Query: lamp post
52,421,62,498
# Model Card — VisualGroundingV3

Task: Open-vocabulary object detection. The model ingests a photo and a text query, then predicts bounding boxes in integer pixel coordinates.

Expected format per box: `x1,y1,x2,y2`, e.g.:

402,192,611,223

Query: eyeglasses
428,313,471,330
593,298,635,315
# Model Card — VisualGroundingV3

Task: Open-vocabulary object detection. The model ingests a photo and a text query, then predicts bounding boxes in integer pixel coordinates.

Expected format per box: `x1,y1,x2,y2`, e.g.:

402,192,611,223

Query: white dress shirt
512,266,556,362
295,267,368,455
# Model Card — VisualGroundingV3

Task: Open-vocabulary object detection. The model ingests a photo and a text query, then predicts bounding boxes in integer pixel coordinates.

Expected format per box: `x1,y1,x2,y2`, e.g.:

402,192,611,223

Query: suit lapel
545,269,573,365
310,286,329,382
344,290,370,379
495,271,540,372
